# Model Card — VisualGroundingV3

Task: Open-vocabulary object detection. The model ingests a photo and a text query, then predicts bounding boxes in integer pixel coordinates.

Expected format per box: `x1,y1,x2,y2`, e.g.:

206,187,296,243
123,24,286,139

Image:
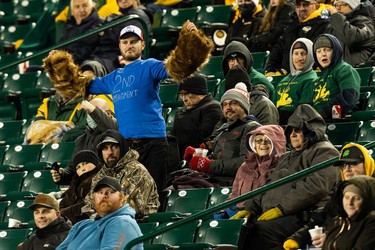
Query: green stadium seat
0,23,36,44
159,83,180,108
355,67,375,87
0,228,34,249
207,187,232,209
13,0,46,22
350,110,375,122
165,107,179,133
196,5,232,26
0,1,15,25
4,199,34,224
0,146,7,167
0,172,27,193
199,56,224,79
2,191,35,202
139,222,159,245
38,141,75,166
214,79,225,101
357,120,375,143
165,188,213,214
326,121,361,148
252,51,270,72
206,78,220,95
2,144,43,169
0,201,9,222
0,120,25,145
22,170,59,193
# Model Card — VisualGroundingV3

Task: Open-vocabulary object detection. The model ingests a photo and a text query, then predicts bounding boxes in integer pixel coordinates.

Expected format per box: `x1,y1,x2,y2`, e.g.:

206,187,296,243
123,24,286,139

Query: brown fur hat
165,22,214,82
42,50,94,99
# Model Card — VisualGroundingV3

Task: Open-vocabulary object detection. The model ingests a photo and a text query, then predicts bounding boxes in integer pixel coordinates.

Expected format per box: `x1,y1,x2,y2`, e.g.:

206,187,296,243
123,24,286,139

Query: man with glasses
265,0,331,75
326,0,375,67
184,83,261,186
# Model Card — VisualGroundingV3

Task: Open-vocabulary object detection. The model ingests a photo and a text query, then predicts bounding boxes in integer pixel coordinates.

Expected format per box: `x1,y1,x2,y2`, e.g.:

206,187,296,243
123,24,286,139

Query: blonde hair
259,0,288,33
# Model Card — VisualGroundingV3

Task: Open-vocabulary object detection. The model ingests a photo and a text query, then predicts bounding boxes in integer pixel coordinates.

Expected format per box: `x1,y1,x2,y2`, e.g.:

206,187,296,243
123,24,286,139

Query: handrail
124,141,375,250
0,14,149,72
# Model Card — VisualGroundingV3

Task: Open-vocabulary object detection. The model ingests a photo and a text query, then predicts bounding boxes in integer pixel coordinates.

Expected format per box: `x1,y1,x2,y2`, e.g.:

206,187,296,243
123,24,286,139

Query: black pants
127,137,168,194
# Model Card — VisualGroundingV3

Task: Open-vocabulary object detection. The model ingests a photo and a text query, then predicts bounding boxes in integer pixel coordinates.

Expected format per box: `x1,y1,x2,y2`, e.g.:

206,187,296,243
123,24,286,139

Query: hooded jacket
329,0,375,67
82,129,159,217
323,176,375,250
56,204,143,250
245,104,340,215
22,216,71,250
310,34,360,118
228,125,286,208
274,38,318,113
222,41,274,98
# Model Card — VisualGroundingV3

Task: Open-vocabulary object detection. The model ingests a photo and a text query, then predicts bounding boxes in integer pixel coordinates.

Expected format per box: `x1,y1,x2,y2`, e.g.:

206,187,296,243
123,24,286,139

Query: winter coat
172,94,222,159
309,34,360,119
250,90,279,125
209,116,261,186
228,125,286,208
21,217,71,250
245,104,340,215
265,4,331,74
222,41,274,98
323,176,375,250
329,0,375,67
59,164,102,224
82,129,160,217
59,8,101,65
56,205,143,250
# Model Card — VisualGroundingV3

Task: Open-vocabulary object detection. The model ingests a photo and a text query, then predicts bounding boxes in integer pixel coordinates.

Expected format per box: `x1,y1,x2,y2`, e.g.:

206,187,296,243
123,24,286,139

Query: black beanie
72,150,100,168
179,74,208,95
224,65,252,92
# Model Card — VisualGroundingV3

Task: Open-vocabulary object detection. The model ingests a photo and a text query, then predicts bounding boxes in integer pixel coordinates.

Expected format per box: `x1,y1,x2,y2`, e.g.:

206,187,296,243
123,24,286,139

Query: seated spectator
184,83,261,186
172,74,222,160
57,0,102,65
25,50,91,144
214,125,286,219
51,97,117,185
80,0,152,76
327,0,375,67
226,0,266,47
247,0,294,52
222,40,274,99
82,129,160,218
308,34,360,120
225,65,279,125
59,150,103,224
57,176,143,250
19,194,71,250
284,142,375,249
232,104,340,250
274,38,318,125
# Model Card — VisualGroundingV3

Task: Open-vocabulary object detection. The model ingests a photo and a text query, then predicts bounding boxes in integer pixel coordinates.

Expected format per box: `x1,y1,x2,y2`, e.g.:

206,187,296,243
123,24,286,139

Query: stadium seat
38,141,75,167
0,201,9,222
206,78,220,95
13,0,45,22
355,67,375,87
165,188,213,214
0,172,27,193
207,187,232,209
22,170,59,193
0,120,25,145
159,83,180,108
326,121,361,148
139,222,159,245
165,107,180,133
2,191,35,202
0,228,34,249
2,144,43,169
357,120,375,143
0,23,36,45
3,199,34,224
199,56,224,79
252,51,270,72
214,79,225,101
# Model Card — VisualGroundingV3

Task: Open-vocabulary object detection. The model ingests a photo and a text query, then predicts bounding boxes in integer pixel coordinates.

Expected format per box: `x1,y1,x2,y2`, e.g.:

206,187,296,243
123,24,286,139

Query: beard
94,199,123,216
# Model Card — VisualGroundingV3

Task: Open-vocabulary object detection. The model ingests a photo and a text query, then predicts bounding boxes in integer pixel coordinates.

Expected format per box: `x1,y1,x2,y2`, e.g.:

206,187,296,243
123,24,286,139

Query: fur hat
313,36,332,52
72,150,100,168
42,50,94,99
335,0,360,9
220,82,250,114
165,21,214,82
225,65,252,92
179,74,208,95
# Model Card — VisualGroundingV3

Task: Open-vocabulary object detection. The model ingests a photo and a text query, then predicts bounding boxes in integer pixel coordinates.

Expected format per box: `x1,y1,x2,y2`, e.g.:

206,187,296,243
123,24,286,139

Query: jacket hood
346,0,375,20
222,41,254,76
336,175,375,221
96,129,129,162
313,34,343,70
289,38,314,76
338,143,375,180
246,125,286,157
285,104,327,147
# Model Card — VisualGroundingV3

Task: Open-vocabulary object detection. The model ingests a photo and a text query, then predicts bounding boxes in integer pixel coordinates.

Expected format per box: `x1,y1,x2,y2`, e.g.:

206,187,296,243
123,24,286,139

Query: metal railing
0,14,149,72
124,141,375,250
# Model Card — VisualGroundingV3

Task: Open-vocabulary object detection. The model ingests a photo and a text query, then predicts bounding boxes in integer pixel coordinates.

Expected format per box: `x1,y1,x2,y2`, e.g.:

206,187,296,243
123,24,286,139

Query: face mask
87,115,97,129
239,3,256,20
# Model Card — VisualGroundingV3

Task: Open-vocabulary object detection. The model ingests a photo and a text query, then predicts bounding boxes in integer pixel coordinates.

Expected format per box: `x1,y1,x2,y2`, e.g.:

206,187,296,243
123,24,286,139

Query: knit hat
220,82,250,114
72,150,100,168
343,184,363,197
28,194,59,211
335,0,360,9
334,146,364,166
313,36,332,52
224,65,252,92
293,41,308,52
94,176,123,192
179,74,208,95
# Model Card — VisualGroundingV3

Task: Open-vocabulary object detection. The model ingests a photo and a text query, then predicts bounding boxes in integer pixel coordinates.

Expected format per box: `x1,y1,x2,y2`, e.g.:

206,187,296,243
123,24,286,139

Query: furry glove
183,146,196,161
189,156,211,173
257,207,283,221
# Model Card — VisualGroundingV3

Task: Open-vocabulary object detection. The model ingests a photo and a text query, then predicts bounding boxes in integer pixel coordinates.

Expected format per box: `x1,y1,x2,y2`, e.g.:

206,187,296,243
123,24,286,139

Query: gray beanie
220,82,250,114
336,0,360,9
313,35,332,52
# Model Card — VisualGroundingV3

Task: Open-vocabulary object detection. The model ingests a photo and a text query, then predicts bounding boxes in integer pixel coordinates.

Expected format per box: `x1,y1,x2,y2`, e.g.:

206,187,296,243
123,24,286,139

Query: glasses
340,162,363,170
296,2,316,8
333,2,349,7
255,138,272,144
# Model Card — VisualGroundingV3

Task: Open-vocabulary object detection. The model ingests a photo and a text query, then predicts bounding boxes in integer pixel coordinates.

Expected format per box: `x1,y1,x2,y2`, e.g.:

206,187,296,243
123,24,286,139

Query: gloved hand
257,207,283,221
283,239,299,250
199,143,206,149
230,210,251,219
189,156,211,173
183,146,196,161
